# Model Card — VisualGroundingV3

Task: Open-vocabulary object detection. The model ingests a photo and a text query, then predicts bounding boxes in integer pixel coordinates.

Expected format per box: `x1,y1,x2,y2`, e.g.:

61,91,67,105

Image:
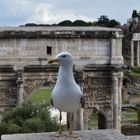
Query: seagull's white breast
51,79,82,113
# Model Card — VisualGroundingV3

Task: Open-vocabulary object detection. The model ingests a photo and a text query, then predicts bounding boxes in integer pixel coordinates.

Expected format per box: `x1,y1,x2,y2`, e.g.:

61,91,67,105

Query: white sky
0,0,139,26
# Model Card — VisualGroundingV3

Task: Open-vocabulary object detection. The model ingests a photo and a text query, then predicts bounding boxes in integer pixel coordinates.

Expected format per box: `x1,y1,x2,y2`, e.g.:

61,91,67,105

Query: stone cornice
0,26,123,39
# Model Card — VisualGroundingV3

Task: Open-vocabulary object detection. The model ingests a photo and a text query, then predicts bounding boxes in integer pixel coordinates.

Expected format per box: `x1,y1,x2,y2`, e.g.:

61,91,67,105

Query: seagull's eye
62,55,66,58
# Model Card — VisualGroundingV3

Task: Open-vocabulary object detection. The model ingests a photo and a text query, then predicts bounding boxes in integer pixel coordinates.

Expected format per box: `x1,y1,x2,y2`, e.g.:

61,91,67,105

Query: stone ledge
127,136,140,140
1,129,129,140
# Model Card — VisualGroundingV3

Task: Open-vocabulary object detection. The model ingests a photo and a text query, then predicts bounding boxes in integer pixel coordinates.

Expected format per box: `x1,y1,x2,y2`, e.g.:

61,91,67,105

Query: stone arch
23,79,56,99
84,107,109,130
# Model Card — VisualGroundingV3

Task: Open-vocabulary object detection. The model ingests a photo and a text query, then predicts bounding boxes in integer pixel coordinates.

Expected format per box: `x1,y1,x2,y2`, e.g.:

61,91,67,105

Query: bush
0,101,59,137
131,67,140,73
7,123,21,134
22,118,45,133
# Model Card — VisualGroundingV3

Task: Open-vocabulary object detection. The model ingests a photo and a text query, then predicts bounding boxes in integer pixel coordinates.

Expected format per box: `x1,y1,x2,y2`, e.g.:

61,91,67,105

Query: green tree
24,23,37,26
108,19,120,27
73,20,92,26
58,20,73,26
96,15,109,27
0,101,58,136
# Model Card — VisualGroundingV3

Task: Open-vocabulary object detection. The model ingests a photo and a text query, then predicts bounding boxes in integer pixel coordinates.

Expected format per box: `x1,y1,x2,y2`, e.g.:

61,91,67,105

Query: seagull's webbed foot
51,111,65,137
51,130,64,137
66,131,81,138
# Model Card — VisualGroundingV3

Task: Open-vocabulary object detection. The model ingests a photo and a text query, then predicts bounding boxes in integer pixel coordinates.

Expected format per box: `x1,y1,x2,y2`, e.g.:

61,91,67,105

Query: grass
122,99,129,104
128,71,140,78
122,110,137,122
88,112,98,129
30,87,52,105
125,68,140,78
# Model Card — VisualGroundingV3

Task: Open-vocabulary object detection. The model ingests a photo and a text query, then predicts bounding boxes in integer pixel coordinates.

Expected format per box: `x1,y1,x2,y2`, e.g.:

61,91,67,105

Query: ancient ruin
130,33,140,67
0,27,123,130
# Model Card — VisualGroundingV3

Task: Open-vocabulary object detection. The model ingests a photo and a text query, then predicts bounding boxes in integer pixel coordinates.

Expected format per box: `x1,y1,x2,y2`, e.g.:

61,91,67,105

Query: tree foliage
96,15,109,27
73,20,92,26
108,19,120,27
58,20,73,26
22,15,120,28
95,15,120,27
0,101,58,136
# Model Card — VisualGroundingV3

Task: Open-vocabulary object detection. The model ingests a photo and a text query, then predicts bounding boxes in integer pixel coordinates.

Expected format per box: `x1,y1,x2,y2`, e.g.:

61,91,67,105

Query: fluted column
131,40,134,67
137,41,140,66
112,73,119,130
118,72,123,131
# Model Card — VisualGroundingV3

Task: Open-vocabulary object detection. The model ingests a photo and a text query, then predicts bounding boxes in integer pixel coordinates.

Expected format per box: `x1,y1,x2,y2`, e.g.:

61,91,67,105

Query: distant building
124,14,140,67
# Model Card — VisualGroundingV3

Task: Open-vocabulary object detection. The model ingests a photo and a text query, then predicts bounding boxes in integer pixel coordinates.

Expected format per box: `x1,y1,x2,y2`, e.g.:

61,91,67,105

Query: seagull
48,52,85,137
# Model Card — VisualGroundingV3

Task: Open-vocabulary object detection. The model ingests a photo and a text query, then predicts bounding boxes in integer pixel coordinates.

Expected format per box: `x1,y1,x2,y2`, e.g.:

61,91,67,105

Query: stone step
1,129,132,140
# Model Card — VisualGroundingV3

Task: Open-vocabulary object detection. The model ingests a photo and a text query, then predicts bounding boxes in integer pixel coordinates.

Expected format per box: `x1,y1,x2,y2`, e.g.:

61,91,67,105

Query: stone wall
0,27,124,130
0,27,123,69
83,65,123,130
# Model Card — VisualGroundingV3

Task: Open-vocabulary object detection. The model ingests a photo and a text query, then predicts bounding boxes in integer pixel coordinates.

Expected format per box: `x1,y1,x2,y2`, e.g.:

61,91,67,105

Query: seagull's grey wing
80,95,85,108
51,98,54,106
76,84,85,108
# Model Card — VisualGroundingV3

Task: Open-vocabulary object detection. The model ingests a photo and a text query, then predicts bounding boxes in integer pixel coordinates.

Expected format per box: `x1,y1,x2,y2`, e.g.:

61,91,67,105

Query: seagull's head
48,52,73,66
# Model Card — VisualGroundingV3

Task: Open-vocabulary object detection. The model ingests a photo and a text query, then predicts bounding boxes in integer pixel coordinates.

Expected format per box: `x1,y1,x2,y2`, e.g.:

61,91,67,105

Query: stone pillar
137,110,140,123
111,38,123,65
83,109,89,130
17,75,24,104
118,72,123,131
112,73,119,130
136,41,140,66
131,40,134,67
75,109,84,130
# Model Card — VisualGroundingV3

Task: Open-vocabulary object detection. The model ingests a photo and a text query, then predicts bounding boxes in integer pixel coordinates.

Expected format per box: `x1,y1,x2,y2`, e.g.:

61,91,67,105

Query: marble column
118,72,123,131
17,77,24,104
112,73,119,130
136,41,140,66
75,109,84,130
131,40,134,67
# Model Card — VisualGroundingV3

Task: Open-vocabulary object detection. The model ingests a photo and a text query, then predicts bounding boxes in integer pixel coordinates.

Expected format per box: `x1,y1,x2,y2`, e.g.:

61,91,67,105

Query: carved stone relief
0,81,17,108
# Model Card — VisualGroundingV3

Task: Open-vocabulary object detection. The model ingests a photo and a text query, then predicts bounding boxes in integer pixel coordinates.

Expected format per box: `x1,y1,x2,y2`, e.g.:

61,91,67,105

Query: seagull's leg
66,113,81,138
51,112,64,137
69,113,73,135
58,111,63,134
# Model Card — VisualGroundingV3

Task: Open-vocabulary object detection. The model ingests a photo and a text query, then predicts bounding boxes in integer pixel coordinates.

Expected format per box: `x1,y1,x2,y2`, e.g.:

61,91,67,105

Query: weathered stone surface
0,26,123,68
127,136,140,140
1,130,128,140
0,26,124,131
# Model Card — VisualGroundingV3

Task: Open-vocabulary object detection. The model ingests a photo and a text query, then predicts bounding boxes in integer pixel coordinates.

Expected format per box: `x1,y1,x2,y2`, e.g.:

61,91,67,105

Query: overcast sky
0,0,139,26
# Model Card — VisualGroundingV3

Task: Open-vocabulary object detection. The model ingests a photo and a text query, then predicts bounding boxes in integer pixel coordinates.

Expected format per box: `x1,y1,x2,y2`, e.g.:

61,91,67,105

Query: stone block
127,136,140,140
1,129,129,140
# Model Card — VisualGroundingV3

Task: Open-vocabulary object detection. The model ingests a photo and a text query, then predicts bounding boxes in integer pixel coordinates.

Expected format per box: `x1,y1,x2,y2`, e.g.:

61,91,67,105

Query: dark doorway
98,113,106,129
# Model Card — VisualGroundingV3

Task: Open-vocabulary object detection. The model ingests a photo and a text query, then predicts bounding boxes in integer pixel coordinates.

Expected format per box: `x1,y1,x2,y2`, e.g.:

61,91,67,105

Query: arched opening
31,87,52,105
88,111,98,129
88,111,107,129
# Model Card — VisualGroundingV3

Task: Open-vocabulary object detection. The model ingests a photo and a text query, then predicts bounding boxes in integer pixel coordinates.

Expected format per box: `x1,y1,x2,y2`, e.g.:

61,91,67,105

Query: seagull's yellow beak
48,59,58,64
